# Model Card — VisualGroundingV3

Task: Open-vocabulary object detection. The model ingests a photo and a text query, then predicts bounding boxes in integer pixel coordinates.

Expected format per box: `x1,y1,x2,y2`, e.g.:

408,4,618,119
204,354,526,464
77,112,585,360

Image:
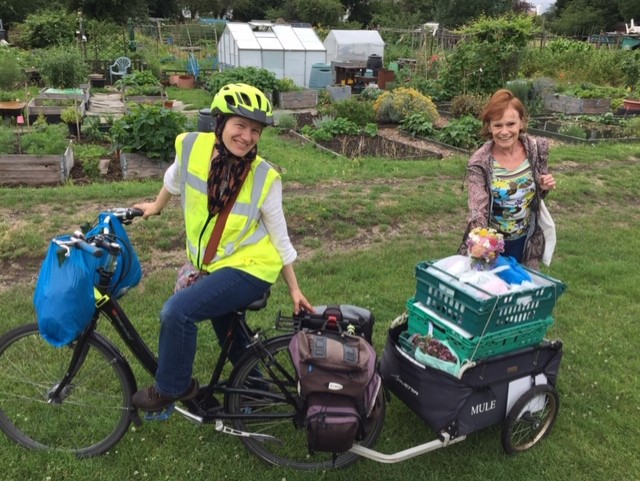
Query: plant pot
623,99,640,112
163,100,174,109
168,74,181,86
176,75,195,89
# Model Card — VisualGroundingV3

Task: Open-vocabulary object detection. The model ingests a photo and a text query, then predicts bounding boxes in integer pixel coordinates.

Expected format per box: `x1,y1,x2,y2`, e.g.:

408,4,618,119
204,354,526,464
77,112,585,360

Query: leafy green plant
436,115,483,150
60,106,83,125
82,116,111,142
373,87,439,124
301,117,363,142
401,113,437,138
111,104,187,162
74,144,109,181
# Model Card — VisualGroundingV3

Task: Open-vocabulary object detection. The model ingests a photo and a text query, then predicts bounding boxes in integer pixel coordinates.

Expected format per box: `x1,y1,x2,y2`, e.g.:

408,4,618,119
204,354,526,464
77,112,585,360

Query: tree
617,0,640,24
297,0,345,26
433,0,511,28
0,0,52,27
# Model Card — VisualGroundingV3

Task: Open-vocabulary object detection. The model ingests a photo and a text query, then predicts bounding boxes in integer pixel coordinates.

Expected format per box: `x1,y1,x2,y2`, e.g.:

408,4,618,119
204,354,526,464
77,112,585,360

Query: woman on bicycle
132,83,314,412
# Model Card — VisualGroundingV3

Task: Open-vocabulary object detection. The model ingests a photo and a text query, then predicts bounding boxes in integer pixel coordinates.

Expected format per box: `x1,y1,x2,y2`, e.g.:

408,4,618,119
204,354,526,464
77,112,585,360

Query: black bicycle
0,208,386,470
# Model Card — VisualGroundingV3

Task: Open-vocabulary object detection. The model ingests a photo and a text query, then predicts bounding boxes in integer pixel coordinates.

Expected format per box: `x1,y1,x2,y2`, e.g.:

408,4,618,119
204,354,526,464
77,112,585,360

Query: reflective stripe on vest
175,132,283,282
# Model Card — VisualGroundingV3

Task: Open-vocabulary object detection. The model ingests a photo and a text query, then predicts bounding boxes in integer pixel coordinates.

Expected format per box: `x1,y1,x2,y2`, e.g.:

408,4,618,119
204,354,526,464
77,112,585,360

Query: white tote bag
538,200,556,266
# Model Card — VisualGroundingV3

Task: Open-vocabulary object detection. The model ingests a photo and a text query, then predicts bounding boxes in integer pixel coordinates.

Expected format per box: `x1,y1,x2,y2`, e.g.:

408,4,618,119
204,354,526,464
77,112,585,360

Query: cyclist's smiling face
222,116,263,157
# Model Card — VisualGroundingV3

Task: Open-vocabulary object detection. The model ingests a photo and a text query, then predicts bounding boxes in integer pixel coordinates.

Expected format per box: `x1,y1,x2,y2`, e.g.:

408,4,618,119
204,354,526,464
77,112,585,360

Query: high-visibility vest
175,132,283,283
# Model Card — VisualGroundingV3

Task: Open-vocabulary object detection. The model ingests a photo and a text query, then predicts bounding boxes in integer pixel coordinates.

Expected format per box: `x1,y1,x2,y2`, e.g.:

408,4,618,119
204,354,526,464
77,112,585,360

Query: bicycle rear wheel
225,335,385,470
0,323,134,457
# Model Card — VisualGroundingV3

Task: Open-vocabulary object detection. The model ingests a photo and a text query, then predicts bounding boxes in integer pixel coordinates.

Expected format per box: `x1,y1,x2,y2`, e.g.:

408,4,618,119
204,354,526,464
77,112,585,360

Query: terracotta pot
168,74,180,86
163,100,174,109
623,99,640,111
176,75,195,89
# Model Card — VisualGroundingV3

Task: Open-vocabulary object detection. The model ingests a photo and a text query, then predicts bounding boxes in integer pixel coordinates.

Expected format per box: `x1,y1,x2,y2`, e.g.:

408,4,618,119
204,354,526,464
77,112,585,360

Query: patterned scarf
207,114,258,216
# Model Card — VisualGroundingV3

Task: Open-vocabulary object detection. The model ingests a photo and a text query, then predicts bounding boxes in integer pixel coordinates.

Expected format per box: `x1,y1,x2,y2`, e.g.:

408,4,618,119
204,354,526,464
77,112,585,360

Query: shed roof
326,29,385,46
224,22,325,52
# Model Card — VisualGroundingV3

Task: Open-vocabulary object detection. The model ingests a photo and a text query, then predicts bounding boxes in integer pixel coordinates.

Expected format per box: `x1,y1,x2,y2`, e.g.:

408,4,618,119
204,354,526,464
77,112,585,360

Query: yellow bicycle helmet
210,83,274,125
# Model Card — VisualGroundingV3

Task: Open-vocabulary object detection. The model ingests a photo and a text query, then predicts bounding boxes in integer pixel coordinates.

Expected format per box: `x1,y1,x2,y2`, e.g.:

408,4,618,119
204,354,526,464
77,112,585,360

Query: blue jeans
155,267,271,397
503,235,527,263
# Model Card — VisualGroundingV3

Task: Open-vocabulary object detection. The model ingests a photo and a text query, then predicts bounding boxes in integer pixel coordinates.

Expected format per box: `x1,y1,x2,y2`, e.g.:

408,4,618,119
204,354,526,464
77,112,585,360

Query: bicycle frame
51,278,299,427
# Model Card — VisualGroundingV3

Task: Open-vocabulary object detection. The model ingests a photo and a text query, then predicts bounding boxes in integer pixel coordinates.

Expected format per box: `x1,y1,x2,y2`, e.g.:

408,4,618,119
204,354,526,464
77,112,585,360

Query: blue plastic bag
494,255,532,285
34,236,99,347
86,212,142,298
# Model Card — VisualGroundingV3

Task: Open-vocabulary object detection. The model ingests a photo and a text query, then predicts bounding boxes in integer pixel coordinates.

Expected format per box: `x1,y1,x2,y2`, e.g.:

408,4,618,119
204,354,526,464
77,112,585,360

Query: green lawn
0,131,639,480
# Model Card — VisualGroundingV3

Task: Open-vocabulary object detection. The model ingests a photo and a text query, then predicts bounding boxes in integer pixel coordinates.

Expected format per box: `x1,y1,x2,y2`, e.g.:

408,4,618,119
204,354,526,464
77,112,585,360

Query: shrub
277,78,302,92
111,104,187,162
274,112,298,132
558,123,587,139
330,99,376,126
0,125,15,154
623,117,640,137
373,87,439,124
0,50,25,90
21,124,69,155
207,67,279,96
35,45,88,88
451,94,488,118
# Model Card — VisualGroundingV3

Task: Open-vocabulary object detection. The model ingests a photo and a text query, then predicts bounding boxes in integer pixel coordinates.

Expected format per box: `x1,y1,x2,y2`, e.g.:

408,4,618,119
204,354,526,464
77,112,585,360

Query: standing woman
132,83,314,412
459,89,556,269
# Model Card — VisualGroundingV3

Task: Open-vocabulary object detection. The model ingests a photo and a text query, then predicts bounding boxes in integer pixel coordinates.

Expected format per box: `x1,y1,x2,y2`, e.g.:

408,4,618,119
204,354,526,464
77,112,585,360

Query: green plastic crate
414,260,565,337
407,298,554,361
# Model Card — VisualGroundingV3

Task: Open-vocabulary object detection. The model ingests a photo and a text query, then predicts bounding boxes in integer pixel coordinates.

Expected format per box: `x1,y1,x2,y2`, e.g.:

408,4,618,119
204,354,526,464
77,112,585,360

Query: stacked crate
405,260,566,363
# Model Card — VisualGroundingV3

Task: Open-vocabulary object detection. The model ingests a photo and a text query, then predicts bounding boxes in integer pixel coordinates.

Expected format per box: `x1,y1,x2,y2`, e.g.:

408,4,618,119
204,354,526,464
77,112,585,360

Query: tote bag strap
203,169,249,265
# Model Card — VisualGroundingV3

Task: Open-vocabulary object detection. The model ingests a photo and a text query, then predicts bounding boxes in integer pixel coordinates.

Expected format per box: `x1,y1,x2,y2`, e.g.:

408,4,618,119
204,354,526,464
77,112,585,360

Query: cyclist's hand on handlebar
133,202,162,220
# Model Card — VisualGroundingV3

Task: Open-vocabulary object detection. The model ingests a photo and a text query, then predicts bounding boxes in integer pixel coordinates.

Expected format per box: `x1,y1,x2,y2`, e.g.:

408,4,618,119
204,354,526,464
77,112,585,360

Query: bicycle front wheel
0,323,134,457
226,335,385,470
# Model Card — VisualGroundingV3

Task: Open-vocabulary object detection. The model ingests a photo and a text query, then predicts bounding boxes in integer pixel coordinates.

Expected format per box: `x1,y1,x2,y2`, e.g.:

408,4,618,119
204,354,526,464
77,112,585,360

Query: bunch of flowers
466,227,505,270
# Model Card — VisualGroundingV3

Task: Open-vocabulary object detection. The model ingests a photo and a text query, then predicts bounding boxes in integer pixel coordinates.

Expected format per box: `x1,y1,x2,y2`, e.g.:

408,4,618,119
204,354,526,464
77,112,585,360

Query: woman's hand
134,186,173,219
290,288,315,315
133,201,162,220
539,174,556,191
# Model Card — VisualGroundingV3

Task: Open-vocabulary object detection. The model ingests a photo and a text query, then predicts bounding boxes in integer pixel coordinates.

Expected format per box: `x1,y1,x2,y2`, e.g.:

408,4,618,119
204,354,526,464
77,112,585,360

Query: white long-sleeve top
164,159,297,266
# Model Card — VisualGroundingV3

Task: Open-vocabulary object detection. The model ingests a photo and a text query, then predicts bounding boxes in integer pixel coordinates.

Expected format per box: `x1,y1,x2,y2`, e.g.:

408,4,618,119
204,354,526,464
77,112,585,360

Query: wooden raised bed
26,87,89,123
0,143,74,186
542,93,611,114
277,90,318,109
118,151,169,180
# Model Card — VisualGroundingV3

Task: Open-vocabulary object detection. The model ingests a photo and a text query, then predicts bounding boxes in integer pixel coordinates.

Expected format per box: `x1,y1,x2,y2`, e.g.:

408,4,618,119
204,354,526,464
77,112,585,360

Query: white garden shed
323,30,385,64
217,21,326,88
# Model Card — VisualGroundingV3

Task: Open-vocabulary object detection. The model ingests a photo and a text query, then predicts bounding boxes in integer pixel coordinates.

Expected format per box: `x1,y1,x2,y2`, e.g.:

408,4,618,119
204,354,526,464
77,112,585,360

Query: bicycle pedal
143,403,175,421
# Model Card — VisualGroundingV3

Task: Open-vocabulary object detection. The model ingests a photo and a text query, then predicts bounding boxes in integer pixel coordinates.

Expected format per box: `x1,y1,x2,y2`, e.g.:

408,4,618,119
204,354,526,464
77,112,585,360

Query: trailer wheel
502,384,559,454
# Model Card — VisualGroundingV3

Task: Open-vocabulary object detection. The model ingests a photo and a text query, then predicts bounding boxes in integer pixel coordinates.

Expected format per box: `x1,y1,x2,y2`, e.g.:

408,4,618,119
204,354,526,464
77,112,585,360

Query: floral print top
490,158,535,240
